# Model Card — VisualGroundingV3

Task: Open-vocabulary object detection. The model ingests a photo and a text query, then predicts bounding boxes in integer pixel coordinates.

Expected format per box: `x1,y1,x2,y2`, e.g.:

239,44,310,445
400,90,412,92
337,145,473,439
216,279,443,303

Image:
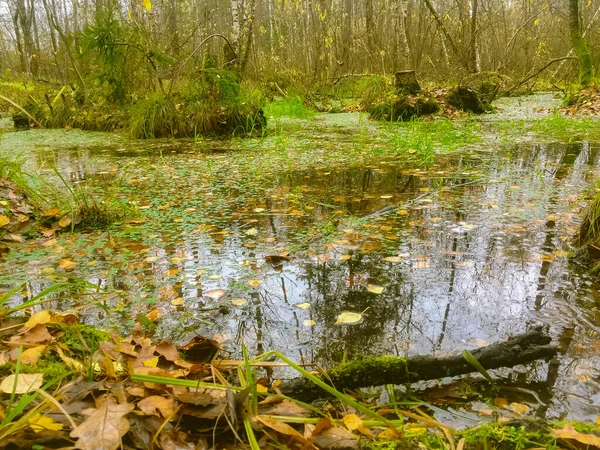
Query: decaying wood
395,69,420,94
280,326,557,402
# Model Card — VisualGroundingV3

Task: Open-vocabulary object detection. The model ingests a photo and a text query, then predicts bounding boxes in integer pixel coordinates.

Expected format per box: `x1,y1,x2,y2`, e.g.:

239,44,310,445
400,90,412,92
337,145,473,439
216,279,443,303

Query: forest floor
0,93,599,449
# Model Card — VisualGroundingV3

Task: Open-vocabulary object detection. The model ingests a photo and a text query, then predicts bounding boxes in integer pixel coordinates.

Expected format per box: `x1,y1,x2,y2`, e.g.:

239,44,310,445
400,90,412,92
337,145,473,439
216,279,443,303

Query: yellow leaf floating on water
59,259,77,270
0,215,10,227
303,319,316,326
204,289,226,300
509,402,530,416
171,297,184,306
550,423,600,447
335,311,363,325
29,413,63,433
367,284,384,294
397,210,408,215
58,215,72,228
295,302,311,310
254,208,265,213
247,279,263,287
383,256,405,262
141,0,152,11
231,298,247,306
245,228,258,236
0,373,43,394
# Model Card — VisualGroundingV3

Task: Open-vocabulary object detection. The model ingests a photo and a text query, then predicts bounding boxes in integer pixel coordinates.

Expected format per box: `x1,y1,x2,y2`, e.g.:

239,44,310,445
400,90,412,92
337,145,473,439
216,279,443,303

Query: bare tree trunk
16,0,35,75
470,0,480,72
169,0,179,56
341,0,353,67
240,0,257,73
268,0,275,55
397,0,411,70
365,0,375,61
231,0,242,57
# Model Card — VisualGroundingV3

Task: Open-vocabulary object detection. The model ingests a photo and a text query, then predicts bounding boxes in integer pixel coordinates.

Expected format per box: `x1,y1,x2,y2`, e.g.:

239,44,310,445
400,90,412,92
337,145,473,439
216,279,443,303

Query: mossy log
279,326,556,402
447,87,487,114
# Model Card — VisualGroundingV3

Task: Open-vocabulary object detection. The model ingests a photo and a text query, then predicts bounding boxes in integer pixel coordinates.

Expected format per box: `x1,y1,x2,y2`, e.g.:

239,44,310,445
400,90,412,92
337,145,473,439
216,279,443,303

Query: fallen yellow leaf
367,284,384,294
335,311,363,325
59,259,77,270
25,310,52,328
343,413,363,431
29,413,63,433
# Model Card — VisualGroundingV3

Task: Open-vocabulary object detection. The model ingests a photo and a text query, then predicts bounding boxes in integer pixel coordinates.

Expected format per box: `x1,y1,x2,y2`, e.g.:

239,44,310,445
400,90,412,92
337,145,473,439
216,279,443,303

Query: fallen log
280,326,557,402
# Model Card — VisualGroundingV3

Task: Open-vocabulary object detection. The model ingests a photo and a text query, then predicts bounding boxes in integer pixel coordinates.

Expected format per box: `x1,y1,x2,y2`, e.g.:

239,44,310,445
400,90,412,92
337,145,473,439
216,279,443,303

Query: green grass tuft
264,96,315,119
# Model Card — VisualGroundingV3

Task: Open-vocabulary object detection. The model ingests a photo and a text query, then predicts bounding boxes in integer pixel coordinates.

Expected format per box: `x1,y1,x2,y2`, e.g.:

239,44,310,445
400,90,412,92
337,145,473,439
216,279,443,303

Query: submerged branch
279,326,557,402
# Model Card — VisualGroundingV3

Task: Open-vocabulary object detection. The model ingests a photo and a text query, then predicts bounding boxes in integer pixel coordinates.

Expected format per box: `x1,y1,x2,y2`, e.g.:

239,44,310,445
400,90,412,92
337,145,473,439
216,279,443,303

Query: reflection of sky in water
1,134,600,421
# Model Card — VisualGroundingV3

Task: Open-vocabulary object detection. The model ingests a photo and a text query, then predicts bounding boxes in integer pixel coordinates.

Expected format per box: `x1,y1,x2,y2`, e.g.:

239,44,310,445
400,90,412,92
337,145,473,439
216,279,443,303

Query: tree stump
395,70,421,94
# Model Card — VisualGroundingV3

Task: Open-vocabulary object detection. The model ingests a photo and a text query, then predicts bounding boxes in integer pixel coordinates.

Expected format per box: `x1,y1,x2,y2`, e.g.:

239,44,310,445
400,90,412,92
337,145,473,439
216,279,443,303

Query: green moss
460,422,557,450
56,324,111,356
0,356,70,381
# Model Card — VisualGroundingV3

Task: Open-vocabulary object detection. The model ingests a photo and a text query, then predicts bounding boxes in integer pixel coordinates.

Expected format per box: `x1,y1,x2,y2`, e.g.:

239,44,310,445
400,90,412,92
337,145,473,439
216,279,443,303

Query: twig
508,57,577,94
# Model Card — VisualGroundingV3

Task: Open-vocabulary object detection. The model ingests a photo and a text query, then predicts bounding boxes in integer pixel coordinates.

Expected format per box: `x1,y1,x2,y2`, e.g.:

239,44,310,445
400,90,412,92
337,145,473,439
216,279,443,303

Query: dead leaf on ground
21,345,47,364
70,396,134,450
11,324,53,345
342,413,363,431
0,373,43,394
260,400,311,418
255,416,307,442
24,310,53,328
28,413,63,432
138,395,178,419
155,342,179,361
550,423,600,447
313,426,359,449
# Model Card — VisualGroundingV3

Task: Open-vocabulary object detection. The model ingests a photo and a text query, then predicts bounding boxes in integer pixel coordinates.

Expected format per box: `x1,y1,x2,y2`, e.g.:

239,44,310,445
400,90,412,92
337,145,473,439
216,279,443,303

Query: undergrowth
264,95,316,119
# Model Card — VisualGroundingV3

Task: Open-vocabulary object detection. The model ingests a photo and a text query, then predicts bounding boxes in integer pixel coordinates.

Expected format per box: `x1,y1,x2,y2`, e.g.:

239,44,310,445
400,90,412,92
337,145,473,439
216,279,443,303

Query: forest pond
1,113,599,424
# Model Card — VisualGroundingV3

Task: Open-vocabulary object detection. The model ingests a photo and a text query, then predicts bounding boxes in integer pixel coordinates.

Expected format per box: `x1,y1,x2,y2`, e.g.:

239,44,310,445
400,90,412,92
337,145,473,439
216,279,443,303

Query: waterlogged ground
1,103,600,424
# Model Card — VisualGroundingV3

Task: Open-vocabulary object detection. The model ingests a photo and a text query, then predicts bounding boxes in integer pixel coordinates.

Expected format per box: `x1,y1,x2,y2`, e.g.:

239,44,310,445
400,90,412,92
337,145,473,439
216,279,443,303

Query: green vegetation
574,184,600,273
264,95,316,119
